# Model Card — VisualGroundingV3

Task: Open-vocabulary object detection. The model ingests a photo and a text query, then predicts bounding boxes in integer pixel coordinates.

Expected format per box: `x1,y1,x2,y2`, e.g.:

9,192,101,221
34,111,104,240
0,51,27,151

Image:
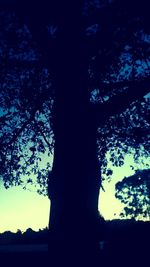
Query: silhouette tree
0,0,150,266
116,169,150,220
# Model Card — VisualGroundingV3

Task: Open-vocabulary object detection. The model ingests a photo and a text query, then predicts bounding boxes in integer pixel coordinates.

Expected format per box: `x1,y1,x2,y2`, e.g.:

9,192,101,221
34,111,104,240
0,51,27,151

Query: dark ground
0,241,149,267
0,245,48,267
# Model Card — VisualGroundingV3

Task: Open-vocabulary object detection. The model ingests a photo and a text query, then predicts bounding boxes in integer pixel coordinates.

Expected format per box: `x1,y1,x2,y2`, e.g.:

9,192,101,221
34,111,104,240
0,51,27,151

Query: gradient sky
0,184,50,233
0,154,149,233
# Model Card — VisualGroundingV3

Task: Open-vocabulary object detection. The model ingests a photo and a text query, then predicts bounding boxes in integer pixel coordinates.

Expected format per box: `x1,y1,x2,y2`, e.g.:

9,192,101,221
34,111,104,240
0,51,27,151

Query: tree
115,169,150,220
0,0,150,266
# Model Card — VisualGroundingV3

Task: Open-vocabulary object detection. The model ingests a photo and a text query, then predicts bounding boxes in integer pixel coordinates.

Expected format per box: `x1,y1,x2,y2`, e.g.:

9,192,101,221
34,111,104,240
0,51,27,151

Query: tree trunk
49,78,101,266
17,0,101,265
48,3,101,266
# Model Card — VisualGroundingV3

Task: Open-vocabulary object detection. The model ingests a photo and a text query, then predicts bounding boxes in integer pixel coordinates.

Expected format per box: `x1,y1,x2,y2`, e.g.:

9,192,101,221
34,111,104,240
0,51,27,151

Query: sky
99,160,134,219
1,153,148,233
99,153,150,219
0,184,50,233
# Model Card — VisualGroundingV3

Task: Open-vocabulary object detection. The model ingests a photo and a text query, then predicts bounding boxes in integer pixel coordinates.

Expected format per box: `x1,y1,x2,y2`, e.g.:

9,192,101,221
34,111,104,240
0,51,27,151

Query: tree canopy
115,169,150,220
0,0,150,198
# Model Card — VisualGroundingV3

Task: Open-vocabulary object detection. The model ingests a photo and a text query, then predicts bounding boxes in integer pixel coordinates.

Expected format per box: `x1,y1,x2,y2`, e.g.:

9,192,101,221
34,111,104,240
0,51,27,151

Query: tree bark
48,3,101,266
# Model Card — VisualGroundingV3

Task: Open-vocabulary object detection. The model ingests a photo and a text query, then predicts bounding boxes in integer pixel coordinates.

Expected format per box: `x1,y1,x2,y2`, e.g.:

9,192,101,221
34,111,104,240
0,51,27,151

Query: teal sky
0,154,149,233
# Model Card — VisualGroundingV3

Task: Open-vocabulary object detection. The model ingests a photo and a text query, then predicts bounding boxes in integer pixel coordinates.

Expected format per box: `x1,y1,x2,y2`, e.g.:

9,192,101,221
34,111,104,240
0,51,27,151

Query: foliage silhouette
0,0,150,266
116,169,150,219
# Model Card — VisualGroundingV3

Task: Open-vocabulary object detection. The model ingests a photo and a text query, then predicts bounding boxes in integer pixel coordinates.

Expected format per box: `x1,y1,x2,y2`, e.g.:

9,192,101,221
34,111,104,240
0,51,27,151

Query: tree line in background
1,219,150,246
0,227,48,245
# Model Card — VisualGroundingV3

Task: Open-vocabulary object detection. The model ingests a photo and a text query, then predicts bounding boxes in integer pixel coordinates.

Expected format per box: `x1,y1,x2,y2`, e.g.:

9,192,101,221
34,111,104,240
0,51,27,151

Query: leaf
29,147,36,152
27,178,33,183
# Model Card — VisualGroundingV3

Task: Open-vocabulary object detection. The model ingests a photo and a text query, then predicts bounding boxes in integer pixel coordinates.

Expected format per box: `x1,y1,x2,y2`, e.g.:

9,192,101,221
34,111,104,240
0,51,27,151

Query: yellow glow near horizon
0,154,149,233
0,185,50,233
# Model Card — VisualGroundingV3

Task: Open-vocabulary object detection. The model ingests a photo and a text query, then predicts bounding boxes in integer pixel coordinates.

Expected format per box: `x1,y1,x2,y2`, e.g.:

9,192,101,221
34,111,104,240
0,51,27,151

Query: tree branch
33,119,52,150
92,76,150,92
93,76,150,126
1,59,44,70
2,111,36,149
1,89,51,149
